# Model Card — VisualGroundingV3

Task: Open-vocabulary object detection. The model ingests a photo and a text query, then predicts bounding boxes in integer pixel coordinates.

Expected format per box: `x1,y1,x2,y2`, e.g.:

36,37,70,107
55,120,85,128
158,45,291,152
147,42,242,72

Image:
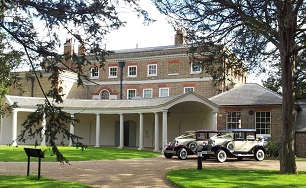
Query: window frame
184,87,194,93
143,88,153,98
108,66,118,78
190,62,202,74
128,65,137,77
90,66,99,79
127,89,137,99
147,64,157,76
255,111,271,136
159,87,169,97
100,89,110,100
226,111,241,129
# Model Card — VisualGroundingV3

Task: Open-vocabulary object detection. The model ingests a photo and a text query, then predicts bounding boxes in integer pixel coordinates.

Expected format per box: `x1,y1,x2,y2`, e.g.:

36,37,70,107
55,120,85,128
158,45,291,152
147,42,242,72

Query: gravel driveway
0,155,305,188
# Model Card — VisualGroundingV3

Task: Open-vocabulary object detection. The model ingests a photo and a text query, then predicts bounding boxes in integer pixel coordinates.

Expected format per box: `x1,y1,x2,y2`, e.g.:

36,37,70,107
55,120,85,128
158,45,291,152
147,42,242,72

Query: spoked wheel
178,148,188,160
215,149,227,163
188,142,198,153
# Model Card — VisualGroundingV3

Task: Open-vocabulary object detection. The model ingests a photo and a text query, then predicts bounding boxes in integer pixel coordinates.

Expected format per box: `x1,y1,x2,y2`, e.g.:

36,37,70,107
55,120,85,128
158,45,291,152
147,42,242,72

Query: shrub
265,141,280,158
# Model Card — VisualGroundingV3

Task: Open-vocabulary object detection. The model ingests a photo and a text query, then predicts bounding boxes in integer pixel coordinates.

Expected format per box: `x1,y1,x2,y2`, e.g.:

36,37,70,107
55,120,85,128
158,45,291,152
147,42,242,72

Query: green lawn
167,168,306,188
0,175,91,188
0,145,160,162
0,145,160,188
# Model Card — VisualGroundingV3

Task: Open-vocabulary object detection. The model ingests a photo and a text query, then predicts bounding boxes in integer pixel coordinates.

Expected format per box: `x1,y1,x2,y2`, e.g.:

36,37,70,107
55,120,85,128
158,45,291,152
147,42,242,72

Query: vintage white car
201,129,267,162
163,130,218,160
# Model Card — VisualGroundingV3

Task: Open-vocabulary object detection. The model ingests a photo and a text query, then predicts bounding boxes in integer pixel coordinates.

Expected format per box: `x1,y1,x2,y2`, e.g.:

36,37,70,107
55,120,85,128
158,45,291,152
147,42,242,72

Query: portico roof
5,91,219,114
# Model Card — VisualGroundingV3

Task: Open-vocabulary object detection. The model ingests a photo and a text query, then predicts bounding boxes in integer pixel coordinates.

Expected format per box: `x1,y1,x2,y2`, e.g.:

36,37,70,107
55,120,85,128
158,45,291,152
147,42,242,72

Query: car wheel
164,153,174,159
237,157,243,161
255,149,265,161
215,149,227,163
226,142,235,153
178,148,188,160
188,141,197,153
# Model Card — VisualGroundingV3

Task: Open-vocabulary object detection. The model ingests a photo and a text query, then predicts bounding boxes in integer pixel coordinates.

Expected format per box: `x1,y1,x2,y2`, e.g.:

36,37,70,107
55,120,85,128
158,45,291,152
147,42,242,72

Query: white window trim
108,66,118,78
90,67,99,79
127,89,137,99
255,111,271,136
190,62,202,74
127,65,137,78
226,111,241,129
143,88,153,98
159,87,169,98
184,87,194,93
147,64,157,77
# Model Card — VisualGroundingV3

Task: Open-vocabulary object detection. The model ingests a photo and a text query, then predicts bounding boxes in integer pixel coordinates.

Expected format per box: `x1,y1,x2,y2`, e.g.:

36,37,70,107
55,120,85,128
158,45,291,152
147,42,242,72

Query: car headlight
211,140,216,146
174,140,179,146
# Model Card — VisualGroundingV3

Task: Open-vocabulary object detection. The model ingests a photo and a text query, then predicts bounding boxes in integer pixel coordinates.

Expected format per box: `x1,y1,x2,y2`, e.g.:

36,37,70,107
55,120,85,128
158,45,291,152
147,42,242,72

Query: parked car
163,130,218,160
201,129,267,162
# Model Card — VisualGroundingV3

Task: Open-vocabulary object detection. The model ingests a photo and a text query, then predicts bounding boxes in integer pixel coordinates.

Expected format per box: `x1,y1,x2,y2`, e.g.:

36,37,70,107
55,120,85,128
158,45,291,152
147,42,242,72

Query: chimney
63,38,74,69
78,41,86,56
174,29,186,45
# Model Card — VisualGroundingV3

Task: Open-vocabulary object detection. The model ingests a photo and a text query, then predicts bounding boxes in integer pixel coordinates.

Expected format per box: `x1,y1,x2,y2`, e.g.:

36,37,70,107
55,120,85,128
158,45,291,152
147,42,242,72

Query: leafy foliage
0,0,153,163
153,0,306,174
265,141,280,158
263,47,306,101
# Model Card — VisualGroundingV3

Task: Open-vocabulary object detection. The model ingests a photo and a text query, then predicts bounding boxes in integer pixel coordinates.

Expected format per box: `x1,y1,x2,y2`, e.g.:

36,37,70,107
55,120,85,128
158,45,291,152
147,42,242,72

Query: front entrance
115,120,136,147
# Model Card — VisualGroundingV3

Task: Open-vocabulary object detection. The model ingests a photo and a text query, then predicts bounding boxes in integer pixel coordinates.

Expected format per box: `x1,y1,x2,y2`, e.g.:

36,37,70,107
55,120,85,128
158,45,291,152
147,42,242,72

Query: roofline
209,83,283,101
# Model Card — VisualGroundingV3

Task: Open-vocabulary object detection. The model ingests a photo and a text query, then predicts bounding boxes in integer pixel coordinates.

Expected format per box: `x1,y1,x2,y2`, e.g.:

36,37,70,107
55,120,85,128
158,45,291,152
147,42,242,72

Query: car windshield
177,132,196,139
216,132,233,138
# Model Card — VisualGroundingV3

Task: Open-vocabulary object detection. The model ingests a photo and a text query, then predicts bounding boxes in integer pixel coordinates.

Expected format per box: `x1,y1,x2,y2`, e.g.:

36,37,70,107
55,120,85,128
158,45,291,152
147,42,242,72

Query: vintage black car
163,130,218,160
201,129,267,162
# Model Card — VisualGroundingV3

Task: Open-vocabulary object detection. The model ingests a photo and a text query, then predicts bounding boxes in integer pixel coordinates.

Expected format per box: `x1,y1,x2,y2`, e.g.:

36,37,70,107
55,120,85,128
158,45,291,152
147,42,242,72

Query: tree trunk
278,0,297,174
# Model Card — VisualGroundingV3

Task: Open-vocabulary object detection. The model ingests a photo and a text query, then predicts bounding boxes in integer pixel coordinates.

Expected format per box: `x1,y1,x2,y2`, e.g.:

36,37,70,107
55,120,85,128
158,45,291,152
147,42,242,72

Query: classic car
201,129,267,162
163,130,218,160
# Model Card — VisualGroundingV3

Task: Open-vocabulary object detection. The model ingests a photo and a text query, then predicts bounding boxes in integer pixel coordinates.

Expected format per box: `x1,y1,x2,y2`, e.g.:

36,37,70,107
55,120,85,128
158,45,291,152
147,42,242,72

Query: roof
209,83,282,106
295,102,306,131
113,44,188,54
5,91,219,114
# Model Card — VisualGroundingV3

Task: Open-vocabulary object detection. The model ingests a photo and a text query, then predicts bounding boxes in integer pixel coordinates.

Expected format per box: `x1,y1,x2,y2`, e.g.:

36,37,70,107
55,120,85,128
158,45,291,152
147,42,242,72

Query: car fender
252,145,266,153
174,145,194,154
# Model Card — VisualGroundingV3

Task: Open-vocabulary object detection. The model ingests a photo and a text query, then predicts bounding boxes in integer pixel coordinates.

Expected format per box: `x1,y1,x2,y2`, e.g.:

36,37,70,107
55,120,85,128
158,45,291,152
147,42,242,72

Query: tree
0,0,152,163
152,0,306,174
263,47,306,101
0,33,24,114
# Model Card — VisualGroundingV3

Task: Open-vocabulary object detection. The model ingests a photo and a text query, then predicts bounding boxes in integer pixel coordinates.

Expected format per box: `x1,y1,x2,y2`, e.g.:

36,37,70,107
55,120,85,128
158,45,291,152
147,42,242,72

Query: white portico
1,92,219,151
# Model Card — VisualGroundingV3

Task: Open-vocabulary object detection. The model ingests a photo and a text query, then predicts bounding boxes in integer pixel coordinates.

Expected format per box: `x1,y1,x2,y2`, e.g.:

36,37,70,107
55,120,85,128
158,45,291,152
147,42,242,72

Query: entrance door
114,120,136,147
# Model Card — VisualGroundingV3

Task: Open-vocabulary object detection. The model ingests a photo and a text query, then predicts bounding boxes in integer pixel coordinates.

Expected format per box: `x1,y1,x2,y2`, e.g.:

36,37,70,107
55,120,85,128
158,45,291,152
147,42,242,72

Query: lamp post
118,61,125,99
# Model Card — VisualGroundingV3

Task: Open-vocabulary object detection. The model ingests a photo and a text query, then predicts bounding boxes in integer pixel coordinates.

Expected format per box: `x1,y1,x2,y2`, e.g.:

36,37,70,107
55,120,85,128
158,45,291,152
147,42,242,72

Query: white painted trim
84,77,212,86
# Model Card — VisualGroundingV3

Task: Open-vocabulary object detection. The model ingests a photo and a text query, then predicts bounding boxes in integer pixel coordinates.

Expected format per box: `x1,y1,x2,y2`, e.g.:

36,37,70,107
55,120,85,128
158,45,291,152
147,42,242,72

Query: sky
103,0,175,50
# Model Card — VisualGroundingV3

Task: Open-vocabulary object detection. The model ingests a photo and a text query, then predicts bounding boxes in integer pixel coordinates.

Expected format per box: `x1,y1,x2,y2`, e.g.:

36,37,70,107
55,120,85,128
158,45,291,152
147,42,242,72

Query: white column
118,113,124,149
11,109,18,146
211,111,218,130
41,113,46,146
69,113,75,146
153,112,160,152
162,110,168,150
95,113,101,147
0,115,3,144
138,113,144,150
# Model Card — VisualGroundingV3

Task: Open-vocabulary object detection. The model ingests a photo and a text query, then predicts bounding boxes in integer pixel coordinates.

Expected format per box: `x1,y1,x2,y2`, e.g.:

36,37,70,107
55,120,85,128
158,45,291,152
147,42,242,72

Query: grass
0,145,160,162
0,175,91,188
167,168,306,188
0,145,160,187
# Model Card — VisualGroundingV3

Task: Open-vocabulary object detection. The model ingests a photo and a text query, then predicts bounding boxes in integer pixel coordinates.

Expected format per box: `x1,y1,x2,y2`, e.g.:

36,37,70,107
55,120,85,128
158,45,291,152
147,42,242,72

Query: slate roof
113,44,188,54
209,83,282,106
295,102,306,131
